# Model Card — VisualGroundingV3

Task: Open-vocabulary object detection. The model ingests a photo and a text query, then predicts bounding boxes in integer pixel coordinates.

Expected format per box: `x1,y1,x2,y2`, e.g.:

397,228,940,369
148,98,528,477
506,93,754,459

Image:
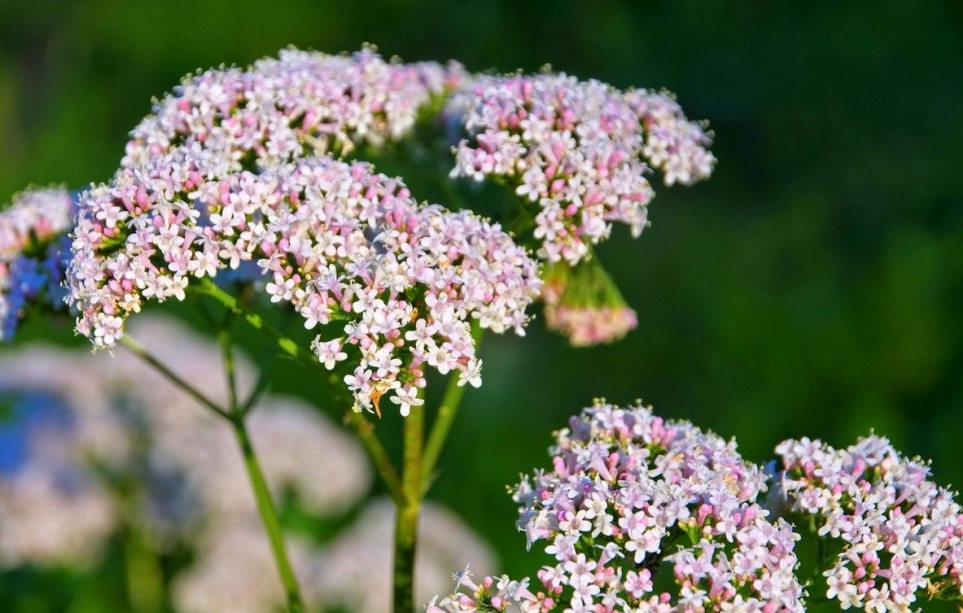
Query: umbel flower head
430,401,804,613
0,187,75,340
775,435,963,612
448,73,715,266
66,144,541,416
123,46,466,171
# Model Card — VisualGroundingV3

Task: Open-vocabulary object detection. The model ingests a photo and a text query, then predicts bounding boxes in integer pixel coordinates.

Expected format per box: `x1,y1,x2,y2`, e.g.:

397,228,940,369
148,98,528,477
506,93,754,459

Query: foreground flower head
449,74,714,266
67,145,541,415
0,187,75,340
775,435,963,612
123,46,465,171
431,401,804,612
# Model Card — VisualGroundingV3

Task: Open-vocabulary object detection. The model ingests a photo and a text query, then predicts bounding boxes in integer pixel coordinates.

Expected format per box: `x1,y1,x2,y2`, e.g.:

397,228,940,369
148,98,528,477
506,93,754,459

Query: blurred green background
2,0,963,606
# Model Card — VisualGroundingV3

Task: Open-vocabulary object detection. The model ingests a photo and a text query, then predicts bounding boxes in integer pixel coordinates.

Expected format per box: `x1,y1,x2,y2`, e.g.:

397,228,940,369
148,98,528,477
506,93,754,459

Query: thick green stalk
394,402,425,613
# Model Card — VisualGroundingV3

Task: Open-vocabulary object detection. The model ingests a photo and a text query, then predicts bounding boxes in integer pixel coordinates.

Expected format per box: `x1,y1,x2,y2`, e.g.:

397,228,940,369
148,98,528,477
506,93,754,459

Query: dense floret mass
430,401,804,613
67,145,541,415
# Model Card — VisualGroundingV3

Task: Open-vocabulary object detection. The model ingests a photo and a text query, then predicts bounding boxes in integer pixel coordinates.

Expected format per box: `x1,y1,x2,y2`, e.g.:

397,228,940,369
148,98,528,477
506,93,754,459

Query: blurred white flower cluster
0,314,494,612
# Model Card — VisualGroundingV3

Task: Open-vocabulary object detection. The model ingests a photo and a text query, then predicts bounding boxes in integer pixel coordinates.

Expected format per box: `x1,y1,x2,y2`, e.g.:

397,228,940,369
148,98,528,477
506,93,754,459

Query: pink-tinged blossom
66,146,541,415
775,435,963,612
448,74,714,266
430,401,804,613
123,46,466,171
540,259,637,346
0,187,75,340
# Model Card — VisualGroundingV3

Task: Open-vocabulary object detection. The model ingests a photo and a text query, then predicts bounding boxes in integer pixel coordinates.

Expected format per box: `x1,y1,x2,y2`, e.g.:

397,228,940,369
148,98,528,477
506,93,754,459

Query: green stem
122,326,306,613
124,523,163,613
420,322,484,493
394,400,424,613
194,278,319,368
216,318,240,414
231,416,306,613
119,334,231,420
218,317,306,613
345,410,406,505
195,279,402,506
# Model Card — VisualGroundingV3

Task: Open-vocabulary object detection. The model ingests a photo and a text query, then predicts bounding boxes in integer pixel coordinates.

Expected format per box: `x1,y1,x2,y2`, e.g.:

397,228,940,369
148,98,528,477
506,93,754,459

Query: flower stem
194,279,405,507
420,321,483,494
121,325,307,613
345,410,406,505
194,278,319,368
119,334,231,420
217,317,306,613
230,415,306,613
394,400,425,613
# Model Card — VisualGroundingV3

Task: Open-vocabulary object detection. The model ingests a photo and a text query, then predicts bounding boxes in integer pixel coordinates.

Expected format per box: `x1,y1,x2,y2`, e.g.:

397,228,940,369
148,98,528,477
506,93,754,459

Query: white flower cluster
430,401,804,613
123,46,465,170
776,435,963,613
67,147,541,415
449,74,715,265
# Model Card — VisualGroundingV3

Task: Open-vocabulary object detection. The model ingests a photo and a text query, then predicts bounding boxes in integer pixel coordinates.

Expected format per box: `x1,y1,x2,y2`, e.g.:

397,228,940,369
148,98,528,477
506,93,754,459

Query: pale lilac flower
624,89,716,187
123,46,466,171
431,401,804,613
775,435,963,612
0,187,75,340
540,259,638,346
67,147,541,415
449,74,714,266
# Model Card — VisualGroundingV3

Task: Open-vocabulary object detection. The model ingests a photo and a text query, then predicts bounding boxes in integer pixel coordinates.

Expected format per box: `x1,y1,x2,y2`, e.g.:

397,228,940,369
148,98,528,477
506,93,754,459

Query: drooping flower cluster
0,187,75,340
123,46,465,171
540,259,637,347
775,435,963,612
449,74,715,266
0,315,495,613
67,145,541,415
430,401,804,613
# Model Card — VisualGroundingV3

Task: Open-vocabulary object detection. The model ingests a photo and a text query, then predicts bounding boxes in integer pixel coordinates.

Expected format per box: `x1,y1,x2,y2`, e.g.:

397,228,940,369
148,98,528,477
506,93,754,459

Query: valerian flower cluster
447,73,713,345
449,74,714,266
67,145,540,415
429,401,805,613
430,403,963,613
775,435,963,612
122,46,465,170
1,47,716,358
